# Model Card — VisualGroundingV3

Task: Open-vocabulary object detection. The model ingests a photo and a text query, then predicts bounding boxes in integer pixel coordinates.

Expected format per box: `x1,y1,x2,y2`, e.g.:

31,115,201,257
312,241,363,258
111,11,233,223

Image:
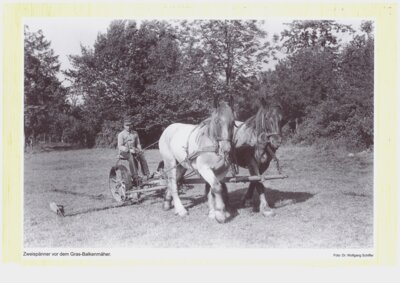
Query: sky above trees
25,18,364,77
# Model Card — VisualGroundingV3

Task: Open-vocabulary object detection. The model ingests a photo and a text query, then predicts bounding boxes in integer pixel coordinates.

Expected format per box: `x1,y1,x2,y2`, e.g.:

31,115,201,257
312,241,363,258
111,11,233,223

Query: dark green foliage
272,21,374,149
24,26,68,143
95,120,122,148
25,20,374,150
280,20,354,54
336,27,374,148
272,48,338,121
61,116,88,145
178,20,272,100
65,20,273,147
65,21,172,145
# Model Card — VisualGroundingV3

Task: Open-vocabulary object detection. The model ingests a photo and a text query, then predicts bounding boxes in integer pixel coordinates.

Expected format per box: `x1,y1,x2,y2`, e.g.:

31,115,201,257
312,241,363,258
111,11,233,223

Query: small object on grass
49,202,65,217
348,153,355,157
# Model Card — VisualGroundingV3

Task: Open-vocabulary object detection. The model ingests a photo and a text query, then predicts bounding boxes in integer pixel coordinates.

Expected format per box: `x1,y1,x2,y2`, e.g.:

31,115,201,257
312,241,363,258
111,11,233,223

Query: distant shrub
282,31,373,151
95,120,122,148
292,98,373,150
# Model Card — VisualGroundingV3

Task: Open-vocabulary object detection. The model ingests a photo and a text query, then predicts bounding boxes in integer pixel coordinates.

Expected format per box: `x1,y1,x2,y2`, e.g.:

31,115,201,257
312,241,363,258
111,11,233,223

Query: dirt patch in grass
24,145,373,248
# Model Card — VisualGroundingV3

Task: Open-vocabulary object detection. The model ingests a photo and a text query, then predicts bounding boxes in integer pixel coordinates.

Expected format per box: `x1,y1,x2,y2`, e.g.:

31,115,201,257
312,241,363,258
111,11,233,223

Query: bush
292,98,373,150
95,120,122,148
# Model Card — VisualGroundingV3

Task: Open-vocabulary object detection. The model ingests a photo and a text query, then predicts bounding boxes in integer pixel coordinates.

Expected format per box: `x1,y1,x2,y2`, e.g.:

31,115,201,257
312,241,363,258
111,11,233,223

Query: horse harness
183,122,233,172
232,120,282,174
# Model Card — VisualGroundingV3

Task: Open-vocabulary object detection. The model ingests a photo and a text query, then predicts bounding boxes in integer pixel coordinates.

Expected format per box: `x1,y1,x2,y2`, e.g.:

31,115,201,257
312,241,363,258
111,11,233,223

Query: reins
142,140,159,151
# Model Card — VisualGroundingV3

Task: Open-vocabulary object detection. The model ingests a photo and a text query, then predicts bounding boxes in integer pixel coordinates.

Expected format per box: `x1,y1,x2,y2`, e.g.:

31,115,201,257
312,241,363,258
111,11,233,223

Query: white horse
159,99,235,223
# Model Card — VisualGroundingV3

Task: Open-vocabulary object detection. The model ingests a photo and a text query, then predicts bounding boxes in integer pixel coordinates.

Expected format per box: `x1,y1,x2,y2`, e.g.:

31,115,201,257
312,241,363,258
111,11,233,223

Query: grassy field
24,145,373,248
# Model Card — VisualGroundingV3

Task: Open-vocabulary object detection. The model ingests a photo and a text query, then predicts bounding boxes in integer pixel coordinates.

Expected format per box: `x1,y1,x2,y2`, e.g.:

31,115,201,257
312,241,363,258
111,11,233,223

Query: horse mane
255,107,268,136
243,103,283,138
243,107,268,137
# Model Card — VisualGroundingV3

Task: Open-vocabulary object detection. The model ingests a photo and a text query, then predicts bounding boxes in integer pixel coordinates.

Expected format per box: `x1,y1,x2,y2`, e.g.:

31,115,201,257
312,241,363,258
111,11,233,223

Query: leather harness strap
232,120,282,175
185,146,219,162
266,144,281,174
183,122,220,171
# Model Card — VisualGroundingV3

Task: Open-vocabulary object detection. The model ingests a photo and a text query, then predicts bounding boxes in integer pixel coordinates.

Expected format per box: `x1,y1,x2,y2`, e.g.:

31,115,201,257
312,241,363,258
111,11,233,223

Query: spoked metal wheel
109,165,132,203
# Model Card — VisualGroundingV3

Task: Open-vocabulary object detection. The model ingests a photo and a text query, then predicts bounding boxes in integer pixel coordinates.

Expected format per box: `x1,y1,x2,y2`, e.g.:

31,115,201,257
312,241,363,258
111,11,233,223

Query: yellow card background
2,2,398,266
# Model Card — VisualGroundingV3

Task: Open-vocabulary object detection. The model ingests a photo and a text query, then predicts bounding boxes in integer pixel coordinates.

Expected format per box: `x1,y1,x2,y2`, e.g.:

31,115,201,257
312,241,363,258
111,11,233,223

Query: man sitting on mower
117,118,151,181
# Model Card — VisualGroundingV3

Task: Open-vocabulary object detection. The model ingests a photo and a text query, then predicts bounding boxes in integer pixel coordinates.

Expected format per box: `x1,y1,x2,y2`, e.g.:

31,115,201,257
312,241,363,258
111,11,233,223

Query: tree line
24,20,374,150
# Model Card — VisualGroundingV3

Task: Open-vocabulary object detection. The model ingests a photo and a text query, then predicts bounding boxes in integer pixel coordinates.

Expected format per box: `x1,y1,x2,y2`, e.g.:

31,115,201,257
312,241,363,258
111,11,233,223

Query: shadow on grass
64,200,138,217
146,189,239,222
342,191,372,198
50,187,107,201
145,184,313,219
228,187,315,209
181,195,239,223
265,187,315,208
50,185,141,217
138,183,313,221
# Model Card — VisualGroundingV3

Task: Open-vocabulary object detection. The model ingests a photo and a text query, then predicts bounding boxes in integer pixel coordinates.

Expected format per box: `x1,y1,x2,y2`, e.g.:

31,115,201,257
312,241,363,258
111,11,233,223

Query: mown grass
24,145,373,248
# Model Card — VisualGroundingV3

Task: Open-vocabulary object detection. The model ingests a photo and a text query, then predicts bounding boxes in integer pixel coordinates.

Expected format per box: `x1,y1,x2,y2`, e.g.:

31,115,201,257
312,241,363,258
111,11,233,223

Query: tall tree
280,20,354,54
273,48,338,121
179,20,272,104
270,21,374,149
24,25,67,142
262,21,354,123
66,20,209,146
66,20,182,119
335,21,374,148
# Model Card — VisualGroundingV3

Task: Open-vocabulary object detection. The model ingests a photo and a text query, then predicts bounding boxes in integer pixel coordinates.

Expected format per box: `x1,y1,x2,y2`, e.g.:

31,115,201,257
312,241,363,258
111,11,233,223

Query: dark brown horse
205,98,284,216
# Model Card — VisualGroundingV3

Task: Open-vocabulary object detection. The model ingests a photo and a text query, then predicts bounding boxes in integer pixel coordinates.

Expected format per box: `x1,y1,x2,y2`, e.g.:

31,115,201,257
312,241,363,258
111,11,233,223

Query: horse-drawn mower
108,154,288,204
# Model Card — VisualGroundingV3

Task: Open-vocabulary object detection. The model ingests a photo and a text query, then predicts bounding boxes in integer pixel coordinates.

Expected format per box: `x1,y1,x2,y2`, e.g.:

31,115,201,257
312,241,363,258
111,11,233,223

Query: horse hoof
162,201,172,211
262,209,276,217
176,209,188,217
208,210,216,219
215,211,227,223
131,193,138,201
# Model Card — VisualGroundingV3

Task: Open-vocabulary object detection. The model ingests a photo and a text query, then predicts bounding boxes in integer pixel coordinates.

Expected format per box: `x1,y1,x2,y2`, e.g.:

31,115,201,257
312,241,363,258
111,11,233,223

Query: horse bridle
209,117,235,153
257,132,281,143
255,120,283,173
265,143,282,174
214,137,232,143
213,137,234,158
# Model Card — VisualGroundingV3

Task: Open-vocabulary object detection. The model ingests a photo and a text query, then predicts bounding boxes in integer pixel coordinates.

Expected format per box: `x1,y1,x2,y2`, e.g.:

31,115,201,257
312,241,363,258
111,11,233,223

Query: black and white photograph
23,18,374,250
